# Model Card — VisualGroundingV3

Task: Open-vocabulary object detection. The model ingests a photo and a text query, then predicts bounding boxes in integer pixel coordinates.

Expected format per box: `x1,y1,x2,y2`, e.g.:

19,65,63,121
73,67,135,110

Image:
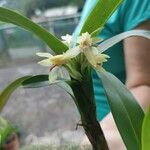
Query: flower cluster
37,32,109,82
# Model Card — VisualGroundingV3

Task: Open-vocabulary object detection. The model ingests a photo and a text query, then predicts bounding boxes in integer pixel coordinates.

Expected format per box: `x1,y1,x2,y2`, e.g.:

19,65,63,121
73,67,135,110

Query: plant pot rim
4,133,20,150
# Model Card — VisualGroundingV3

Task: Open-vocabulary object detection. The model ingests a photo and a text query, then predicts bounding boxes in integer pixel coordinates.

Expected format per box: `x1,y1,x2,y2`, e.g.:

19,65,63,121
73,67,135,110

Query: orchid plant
0,0,150,150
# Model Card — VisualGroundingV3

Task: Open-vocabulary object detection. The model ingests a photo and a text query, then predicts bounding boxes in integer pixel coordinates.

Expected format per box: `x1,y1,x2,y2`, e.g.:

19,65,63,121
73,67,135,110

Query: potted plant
0,117,20,150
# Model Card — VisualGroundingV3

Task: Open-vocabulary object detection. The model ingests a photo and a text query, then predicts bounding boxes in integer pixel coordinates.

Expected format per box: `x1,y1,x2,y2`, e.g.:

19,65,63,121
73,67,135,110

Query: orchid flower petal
36,52,53,58
37,47,80,67
38,59,52,66
84,47,110,69
64,46,81,58
84,47,98,67
97,30,150,53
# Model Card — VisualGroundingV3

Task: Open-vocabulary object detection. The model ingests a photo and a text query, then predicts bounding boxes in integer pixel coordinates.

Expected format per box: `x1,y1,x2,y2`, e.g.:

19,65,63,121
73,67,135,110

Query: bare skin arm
124,20,150,111
81,20,150,150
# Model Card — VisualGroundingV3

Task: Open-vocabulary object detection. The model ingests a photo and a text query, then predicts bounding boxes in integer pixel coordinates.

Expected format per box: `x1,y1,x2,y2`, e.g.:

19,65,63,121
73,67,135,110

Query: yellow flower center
79,40,92,50
77,32,92,51
50,55,68,66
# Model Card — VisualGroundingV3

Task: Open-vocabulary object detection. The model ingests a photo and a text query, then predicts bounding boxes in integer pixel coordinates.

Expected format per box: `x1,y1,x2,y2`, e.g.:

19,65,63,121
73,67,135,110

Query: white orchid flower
36,46,80,67
76,32,109,70
36,52,69,83
37,30,150,82
84,47,110,69
36,47,80,83
77,32,93,50
77,32,101,49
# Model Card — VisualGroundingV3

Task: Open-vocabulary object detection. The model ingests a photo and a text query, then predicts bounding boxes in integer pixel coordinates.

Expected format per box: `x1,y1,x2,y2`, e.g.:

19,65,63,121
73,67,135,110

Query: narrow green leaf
80,0,123,35
142,107,150,150
22,75,49,88
57,81,75,99
0,76,31,112
22,75,75,100
22,75,75,101
97,71,144,150
97,30,150,53
0,7,68,54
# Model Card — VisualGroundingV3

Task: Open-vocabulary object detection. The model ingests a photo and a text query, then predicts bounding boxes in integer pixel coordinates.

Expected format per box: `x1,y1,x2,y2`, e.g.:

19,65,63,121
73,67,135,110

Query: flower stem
82,116,109,150
70,69,109,150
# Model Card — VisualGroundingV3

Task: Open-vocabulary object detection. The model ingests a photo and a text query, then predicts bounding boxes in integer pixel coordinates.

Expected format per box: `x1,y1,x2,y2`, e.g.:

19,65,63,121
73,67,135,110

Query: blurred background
0,0,86,147
0,0,84,67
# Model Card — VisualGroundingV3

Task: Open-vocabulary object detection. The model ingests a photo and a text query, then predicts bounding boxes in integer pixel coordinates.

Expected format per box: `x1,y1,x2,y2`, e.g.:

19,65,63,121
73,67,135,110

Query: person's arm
124,20,150,111
81,20,150,150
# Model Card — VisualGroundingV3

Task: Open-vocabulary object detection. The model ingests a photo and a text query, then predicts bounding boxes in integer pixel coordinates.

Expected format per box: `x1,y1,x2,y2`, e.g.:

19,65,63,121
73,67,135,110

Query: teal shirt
75,0,150,121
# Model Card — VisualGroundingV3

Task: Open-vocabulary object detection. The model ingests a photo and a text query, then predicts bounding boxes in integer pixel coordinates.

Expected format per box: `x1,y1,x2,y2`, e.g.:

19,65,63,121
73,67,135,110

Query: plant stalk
81,115,109,150
70,68,109,150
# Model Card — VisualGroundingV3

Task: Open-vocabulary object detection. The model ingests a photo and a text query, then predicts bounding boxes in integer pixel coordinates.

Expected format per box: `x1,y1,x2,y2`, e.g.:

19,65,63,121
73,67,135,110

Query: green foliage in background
0,117,18,150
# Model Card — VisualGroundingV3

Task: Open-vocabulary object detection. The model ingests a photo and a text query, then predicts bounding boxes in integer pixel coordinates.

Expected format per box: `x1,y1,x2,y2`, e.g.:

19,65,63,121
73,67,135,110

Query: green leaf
22,75,49,88
142,107,150,150
80,0,123,35
22,75,76,103
57,81,75,99
22,74,73,95
97,71,144,150
0,76,31,112
0,7,68,54
97,30,150,53
22,74,75,98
